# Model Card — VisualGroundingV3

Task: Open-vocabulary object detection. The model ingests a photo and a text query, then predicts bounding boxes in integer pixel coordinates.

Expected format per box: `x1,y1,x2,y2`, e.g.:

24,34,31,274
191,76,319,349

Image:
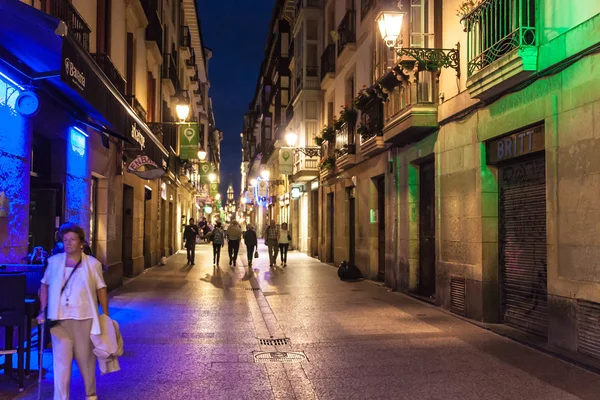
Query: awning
0,0,168,175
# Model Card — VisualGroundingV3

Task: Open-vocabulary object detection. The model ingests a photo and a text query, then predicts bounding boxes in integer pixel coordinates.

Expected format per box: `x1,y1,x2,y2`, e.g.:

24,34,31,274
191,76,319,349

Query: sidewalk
10,241,600,399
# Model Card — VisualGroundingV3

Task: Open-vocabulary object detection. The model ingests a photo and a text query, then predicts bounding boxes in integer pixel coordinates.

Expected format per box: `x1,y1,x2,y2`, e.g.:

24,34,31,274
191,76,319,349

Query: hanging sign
209,182,219,197
179,123,199,160
198,162,213,184
279,148,293,175
257,179,268,197
290,187,302,200
161,182,167,200
127,155,166,180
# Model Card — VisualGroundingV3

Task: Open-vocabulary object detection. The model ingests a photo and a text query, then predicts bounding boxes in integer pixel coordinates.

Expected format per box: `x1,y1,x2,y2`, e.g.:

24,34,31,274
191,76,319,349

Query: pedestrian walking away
183,218,199,265
244,223,258,268
227,219,242,266
264,220,280,267
208,222,225,265
37,223,110,400
278,222,291,267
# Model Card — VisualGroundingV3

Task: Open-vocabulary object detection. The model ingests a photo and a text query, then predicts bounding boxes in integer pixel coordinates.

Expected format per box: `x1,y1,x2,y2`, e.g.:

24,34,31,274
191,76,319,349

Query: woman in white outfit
37,223,109,400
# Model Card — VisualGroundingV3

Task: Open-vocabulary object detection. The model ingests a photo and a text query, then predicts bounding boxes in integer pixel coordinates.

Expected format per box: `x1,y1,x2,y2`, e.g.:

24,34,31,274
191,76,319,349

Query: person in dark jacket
244,224,258,268
183,218,199,265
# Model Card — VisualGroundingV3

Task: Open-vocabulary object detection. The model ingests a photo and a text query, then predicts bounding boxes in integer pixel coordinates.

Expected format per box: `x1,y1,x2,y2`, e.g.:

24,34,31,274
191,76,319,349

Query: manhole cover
246,287,261,291
253,351,307,363
180,332,215,339
258,338,290,346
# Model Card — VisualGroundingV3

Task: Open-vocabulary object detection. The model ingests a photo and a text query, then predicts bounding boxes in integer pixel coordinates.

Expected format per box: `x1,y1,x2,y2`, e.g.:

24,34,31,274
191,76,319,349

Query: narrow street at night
14,244,600,400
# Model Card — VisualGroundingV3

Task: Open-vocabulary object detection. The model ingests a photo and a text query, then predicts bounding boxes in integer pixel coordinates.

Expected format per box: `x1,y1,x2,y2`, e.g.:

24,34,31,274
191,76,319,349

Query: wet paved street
16,241,600,399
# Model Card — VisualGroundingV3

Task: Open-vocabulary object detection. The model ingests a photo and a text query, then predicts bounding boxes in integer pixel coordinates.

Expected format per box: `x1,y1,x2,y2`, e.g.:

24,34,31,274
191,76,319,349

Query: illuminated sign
290,187,302,200
204,206,213,214
69,127,86,157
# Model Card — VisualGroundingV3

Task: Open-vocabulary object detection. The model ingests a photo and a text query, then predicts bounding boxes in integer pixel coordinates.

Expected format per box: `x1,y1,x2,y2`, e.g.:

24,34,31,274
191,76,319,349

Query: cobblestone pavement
13,242,600,399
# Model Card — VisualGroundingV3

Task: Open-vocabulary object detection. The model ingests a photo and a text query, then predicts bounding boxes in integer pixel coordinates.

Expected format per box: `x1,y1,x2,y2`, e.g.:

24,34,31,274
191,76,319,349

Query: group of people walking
183,218,291,268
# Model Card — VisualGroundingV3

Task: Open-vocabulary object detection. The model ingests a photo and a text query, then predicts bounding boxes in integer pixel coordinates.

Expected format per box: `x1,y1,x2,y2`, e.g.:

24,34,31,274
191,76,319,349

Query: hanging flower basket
319,156,336,171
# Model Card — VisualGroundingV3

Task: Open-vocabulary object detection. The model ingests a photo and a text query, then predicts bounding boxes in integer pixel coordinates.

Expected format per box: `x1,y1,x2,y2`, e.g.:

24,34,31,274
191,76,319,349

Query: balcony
465,0,537,99
335,122,356,170
180,26,191,48
292,152,319,182
360,0,375,21
124,95,147,122
320,141,336,181
320,44,336,87
42,0,91,52
90,53,125,95
285,104,294,125
186,48,196,69
381,68,438,147
144,4,163,59
295,0,321,16
337,10,356,68
162,53,179,94
190,67,199,83
359,97,385,158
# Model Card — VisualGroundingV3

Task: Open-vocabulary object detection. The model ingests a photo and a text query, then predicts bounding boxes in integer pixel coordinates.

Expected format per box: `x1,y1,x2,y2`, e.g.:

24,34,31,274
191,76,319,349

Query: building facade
243,0,600,364
0,0,219,290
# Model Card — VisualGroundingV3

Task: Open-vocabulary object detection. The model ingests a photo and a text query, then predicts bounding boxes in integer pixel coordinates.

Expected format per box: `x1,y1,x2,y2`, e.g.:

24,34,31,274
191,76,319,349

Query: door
377,178,385,281
168,201,174,255
328,193,334,262
160,199,166,258
311,189,319,256
122,185,134,277
29,186,62,253
348,189,356,267
499,155,547,337
143,188,152,268
419,161,436,297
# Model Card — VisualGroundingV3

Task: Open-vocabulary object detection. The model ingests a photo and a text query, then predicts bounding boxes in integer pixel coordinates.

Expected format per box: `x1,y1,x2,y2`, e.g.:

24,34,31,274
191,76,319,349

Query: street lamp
376,1,460,78
208,172,217,183
215,193,222,201
250,178,257,187
197,148,207,160
285,132,297,147
261,170,270,180
175,92,190,122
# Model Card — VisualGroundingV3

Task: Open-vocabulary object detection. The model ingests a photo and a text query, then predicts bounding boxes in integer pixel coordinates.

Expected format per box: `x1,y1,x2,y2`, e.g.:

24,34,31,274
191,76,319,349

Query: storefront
488,125,547,337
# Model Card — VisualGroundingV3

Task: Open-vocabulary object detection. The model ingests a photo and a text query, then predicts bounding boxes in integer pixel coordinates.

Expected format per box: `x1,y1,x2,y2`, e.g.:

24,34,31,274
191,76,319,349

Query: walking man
227,220,242,266
244,224,258,268
183,218,199,265
264,220,280,267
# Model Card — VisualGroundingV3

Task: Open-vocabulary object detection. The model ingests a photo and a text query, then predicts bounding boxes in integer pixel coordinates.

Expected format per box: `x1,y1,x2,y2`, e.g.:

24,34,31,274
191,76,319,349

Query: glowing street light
250,178,257,187
197,149,207,160
285,132,298,147
261,170,270,180
376,3,405,48
208,172,217,183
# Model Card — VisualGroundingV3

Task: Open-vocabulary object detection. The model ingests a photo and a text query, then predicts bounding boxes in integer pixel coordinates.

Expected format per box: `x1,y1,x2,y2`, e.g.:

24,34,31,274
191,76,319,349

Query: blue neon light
66,126,90,232
72,126,89,138
0,71,24,91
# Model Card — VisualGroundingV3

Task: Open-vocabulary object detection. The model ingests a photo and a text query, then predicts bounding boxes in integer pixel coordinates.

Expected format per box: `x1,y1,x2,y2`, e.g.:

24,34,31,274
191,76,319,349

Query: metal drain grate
253,351,307,363
246,287,261,291
258,338,290,346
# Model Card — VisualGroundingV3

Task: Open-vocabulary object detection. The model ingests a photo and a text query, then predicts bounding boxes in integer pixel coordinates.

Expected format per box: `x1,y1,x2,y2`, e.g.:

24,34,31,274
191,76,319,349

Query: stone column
0,82,33,263
65,127,91,235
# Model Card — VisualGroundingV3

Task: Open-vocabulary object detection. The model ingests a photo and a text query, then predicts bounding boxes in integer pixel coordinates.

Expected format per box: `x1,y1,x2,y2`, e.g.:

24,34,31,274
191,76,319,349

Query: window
327,102,334,125
307,19,318,40
307,44,318,76
345,74,355,107
410,0,434,48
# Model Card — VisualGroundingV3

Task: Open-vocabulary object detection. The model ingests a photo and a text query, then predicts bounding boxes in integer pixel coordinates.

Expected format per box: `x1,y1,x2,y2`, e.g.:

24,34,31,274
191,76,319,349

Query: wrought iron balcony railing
90,53,126,95
337,10,356,56
465,0,536,76
306,65,319,77
162,53,180,90
285,104,294,125
124,95,147,122
320,44,336,80
42,0,91,52
180,26,191,48
296,0,321,15
335,122,355,158
186,48,196,68
360,0,376,21
359,97,384,143
144,6,163,52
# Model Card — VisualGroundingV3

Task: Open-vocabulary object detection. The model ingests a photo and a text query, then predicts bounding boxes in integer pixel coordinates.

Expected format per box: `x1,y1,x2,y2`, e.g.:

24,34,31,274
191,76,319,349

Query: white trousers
50,319,98,400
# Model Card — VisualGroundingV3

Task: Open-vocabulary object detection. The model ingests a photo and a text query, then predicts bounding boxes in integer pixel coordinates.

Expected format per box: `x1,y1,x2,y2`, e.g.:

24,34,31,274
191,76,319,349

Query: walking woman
244,224,258,268
209,221,225,266
278,222,291,267
37,223,108,400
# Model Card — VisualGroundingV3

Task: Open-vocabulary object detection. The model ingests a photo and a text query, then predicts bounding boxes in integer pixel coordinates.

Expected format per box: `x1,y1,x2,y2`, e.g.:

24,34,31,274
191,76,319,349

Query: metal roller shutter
499,155,547,337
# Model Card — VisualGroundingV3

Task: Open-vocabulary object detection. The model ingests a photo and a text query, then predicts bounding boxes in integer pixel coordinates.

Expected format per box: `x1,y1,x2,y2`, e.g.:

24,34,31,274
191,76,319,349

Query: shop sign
290,187,302,200
127,155,165,180
130,123,145,150
257,180,268,197
370,209,378,224
209,182,219,197
279,148,293,175
487,125,544,164
179,123,199,160
161,182,167,200
198,162,213,184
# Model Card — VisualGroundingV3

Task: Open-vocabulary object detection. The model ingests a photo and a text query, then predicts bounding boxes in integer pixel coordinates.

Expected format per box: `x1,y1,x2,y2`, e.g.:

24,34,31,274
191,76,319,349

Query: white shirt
42,253,107,334
279,229,289,244
58,266,94,320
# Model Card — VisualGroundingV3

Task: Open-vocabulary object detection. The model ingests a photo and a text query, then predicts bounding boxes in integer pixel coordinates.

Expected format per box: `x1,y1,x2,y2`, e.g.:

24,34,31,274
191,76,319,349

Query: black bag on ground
337,260,362,280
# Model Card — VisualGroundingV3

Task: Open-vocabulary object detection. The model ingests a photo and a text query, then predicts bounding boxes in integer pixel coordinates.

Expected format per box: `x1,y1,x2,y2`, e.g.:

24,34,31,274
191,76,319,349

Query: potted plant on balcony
456,0,479,32
357,122,369,140
319,156,336,171
321,125,336,142
340,105,358,126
